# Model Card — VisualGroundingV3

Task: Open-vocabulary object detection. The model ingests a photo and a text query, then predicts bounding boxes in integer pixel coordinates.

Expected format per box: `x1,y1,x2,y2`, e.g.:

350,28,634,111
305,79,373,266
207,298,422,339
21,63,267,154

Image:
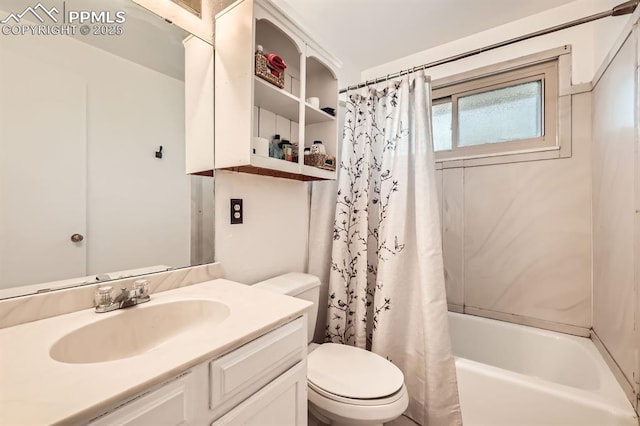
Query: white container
306,97,319,108
311,140,326,155
252,137,269,157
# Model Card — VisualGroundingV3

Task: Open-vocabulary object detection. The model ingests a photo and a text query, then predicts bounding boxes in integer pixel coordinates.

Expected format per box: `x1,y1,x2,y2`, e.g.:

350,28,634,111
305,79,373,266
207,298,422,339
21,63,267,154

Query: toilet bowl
254,273,409,426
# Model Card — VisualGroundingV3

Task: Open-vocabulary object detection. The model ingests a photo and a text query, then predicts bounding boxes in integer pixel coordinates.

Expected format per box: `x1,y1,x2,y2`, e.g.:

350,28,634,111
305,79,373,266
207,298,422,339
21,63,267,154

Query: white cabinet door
184,35,214,175
212,361,307,426
89,374,195,426
0,44,87,289
209,317,306,418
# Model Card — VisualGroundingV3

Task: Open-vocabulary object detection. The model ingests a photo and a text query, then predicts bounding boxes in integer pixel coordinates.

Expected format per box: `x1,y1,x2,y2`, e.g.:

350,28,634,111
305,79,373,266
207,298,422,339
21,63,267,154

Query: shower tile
592,36,636,390
463,93,592,328
442,168,464,306
435,169,443,223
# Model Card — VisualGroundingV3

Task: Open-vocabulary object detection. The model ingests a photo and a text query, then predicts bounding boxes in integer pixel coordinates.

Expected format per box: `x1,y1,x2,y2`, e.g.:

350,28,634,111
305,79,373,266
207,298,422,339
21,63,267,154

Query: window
432,60,558,160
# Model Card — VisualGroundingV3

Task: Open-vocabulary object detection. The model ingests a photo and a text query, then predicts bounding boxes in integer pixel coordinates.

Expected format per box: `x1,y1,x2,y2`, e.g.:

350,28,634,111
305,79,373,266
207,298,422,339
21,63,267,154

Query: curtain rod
340,0,638,94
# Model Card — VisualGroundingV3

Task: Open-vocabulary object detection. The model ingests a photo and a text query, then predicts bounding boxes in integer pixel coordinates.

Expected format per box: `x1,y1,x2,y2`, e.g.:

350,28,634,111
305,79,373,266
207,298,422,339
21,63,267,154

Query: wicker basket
255,52,285,89
319,155,336,171
304,153,326,168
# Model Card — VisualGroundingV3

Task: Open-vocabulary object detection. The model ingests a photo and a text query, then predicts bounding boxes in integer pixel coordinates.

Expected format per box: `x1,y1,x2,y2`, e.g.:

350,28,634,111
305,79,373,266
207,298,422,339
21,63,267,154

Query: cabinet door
184,35,214,174
89,374,194,426
211,361,307,426
209,317,306,417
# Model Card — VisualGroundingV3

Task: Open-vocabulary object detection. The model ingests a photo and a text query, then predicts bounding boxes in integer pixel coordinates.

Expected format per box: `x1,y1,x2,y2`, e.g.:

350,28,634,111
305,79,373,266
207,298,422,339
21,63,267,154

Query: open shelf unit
213,0,340,181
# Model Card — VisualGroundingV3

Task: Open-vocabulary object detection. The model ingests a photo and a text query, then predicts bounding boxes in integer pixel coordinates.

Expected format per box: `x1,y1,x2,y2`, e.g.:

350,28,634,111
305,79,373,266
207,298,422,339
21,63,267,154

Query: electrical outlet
230,199,243,224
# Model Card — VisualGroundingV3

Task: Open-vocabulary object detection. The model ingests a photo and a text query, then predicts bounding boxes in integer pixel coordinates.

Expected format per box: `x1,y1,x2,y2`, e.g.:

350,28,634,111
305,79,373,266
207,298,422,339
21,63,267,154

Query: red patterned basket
255,52,285,89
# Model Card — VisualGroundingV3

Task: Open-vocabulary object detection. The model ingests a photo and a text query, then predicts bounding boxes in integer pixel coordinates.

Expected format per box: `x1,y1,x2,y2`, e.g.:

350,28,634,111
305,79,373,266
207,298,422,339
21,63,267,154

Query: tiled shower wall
440,91,592,335
592,28,639,405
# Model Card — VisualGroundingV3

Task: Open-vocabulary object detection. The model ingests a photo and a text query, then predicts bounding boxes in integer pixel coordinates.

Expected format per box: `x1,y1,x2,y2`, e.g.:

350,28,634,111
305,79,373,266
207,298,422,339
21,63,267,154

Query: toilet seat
307,343,405,403
308,380,407,406
308,382,410,425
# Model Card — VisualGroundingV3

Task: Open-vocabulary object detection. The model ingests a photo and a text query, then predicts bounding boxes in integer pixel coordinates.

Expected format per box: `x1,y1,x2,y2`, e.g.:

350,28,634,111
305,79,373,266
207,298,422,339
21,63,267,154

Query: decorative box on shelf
321,155,336,171
255,52,285,89
304,153,336,171
304,153,325,168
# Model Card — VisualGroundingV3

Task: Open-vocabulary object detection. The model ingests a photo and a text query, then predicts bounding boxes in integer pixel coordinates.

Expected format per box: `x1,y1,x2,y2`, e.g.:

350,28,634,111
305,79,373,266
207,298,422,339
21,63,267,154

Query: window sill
435,145,564,169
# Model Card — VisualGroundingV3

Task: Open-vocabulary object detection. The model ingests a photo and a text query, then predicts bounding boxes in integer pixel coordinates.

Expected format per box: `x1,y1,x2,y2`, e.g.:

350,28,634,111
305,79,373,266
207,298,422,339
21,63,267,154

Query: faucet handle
94,286,114,309
134,279,150,302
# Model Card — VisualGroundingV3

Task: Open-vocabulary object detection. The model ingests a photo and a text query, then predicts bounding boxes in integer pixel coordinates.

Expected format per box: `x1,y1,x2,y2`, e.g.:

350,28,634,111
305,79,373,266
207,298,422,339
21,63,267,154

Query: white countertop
0,279,310,425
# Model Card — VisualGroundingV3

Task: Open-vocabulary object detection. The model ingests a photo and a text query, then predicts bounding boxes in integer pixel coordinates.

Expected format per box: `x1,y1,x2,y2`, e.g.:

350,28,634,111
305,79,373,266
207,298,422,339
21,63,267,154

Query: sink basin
50,300,230,364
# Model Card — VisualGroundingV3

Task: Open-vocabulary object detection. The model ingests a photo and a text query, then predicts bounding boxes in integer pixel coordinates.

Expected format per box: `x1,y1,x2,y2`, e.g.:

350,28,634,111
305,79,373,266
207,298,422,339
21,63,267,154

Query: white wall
214,171,310,284
362,0,629,85
0,24,190,280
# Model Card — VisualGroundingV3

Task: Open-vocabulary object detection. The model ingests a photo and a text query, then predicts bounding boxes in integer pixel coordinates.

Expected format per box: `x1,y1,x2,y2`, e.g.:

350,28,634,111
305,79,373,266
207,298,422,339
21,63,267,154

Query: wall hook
155,146,163,159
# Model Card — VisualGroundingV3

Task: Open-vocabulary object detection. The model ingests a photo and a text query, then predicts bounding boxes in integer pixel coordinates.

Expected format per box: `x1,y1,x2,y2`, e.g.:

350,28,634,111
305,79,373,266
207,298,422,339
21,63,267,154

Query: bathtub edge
464,306,590,337
592,329,639,415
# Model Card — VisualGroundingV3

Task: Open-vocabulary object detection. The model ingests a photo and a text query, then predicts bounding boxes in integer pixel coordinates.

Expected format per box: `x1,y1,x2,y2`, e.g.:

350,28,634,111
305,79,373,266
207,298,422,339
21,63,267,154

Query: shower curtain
325,71,462,425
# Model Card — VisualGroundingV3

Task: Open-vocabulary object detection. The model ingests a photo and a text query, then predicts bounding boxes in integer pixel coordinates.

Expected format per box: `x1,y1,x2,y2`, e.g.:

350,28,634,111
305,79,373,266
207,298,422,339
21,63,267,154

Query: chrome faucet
94,280,150,313
113,287,137,309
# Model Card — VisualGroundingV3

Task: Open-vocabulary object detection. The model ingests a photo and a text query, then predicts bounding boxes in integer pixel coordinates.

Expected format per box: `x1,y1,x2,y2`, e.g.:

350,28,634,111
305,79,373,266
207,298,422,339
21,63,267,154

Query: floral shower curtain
326,71,462,425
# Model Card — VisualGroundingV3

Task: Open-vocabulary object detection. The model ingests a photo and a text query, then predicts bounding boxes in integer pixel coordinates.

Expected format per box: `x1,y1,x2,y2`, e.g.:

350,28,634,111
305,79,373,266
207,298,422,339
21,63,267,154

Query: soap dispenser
269,134,283,159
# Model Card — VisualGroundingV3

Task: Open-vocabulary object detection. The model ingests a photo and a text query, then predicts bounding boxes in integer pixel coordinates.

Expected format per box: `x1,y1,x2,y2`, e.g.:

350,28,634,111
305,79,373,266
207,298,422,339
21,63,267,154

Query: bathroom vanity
0,280,310,425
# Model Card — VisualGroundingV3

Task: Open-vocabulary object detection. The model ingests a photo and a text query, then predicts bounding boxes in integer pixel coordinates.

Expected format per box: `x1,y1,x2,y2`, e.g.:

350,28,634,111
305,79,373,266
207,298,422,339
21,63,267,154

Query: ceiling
274,0,579,72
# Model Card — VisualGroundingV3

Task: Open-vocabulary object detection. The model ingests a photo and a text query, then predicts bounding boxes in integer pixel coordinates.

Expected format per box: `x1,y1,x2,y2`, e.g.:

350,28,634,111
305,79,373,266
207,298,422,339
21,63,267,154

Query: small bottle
269,134,283,159
281,139,293,161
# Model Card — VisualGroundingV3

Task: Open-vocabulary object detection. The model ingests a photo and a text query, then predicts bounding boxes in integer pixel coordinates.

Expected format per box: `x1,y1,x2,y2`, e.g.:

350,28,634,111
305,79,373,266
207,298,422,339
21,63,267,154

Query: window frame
432,59,559,161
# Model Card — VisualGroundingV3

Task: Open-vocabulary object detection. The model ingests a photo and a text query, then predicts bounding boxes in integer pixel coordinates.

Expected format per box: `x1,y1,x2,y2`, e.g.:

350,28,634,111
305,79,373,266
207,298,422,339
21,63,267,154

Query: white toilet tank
253,272,320,343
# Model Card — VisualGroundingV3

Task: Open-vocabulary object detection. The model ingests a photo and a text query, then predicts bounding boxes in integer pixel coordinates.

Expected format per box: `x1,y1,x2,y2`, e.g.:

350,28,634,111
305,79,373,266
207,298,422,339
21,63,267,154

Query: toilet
254,273,409,426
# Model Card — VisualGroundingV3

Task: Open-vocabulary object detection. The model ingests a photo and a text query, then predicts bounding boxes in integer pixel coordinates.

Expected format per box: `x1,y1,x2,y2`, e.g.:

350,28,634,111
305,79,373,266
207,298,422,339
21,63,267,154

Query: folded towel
266,53,286,76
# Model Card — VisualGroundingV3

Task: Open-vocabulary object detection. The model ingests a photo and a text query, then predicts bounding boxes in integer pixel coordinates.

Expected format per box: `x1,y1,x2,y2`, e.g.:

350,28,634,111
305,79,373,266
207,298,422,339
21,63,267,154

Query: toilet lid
307,343,404,399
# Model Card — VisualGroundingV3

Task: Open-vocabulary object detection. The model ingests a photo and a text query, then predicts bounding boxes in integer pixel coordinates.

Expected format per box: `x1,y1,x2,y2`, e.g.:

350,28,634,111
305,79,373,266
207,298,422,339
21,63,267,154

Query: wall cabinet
184,35,214,175
88,317,307,426
214,0,341,181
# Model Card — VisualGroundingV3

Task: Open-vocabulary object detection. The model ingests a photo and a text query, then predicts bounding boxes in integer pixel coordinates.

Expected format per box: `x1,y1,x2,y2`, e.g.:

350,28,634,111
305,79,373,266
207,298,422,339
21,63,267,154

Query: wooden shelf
222,164,329,181
305,103,335,125
254,76,299,122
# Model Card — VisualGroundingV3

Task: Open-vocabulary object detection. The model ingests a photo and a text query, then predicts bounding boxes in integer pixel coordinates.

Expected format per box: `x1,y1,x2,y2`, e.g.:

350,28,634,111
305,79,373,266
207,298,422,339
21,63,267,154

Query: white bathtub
448,312,638,426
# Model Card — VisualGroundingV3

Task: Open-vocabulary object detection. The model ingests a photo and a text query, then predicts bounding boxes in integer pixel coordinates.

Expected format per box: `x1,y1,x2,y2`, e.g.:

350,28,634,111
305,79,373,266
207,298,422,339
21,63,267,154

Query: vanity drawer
209,316,306,417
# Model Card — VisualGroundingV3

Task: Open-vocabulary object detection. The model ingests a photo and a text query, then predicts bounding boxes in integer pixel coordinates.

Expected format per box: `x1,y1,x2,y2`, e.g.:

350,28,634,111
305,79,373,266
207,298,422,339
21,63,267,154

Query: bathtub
448,312,638,426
